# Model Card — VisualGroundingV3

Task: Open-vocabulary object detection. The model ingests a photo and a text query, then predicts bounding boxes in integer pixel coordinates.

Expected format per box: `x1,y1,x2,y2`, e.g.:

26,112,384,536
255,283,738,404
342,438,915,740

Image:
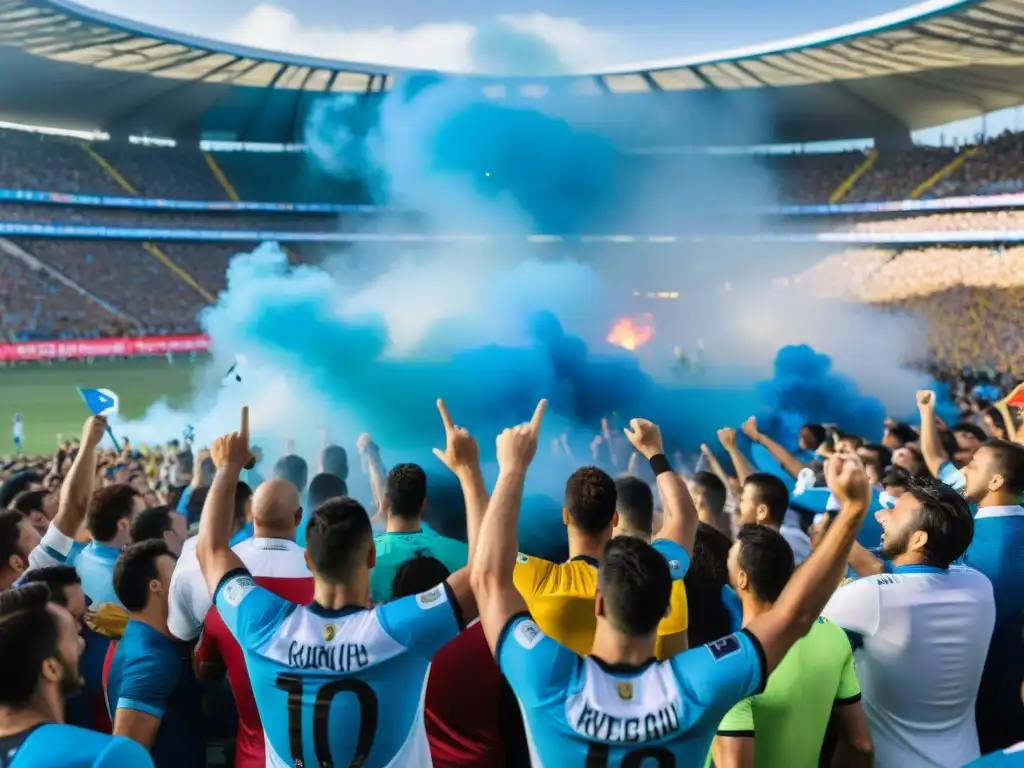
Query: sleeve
937,461,966,493
95,735,157,767
671,629,766,713
213,569,296,651
821,577,882,648
658,580,689,636
166,556,211,642
512,555,550,600
651,538,691,580
27,522,76,569
835,634,862,704
717,697,755,737
496,612,578,707
376,582,464,660
115,649,180,719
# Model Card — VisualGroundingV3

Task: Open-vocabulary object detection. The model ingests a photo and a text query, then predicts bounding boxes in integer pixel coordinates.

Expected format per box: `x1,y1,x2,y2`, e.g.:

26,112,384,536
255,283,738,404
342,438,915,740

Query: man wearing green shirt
709,525,874,768
370,462,469,603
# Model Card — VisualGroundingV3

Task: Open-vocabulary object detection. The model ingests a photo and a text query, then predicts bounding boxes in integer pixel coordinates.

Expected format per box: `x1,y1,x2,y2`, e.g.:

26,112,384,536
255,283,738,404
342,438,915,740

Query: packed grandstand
3,0,1024,767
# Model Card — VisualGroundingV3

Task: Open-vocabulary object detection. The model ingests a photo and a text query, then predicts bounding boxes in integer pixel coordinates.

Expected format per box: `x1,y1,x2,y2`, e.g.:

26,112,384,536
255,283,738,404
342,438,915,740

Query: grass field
1,359,205,456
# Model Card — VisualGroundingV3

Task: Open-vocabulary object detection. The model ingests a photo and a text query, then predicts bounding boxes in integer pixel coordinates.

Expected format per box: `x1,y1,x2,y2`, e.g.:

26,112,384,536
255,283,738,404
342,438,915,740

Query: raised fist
622,418,664,460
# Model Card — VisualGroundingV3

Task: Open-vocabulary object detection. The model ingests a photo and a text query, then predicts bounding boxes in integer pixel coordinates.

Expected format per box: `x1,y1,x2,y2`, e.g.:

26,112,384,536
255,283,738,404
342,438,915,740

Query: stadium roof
0,0,1023,145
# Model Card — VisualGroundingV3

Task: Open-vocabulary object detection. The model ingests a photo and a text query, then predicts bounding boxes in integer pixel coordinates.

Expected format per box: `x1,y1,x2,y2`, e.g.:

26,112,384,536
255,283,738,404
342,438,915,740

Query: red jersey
425,621,529,768
194,537,313,768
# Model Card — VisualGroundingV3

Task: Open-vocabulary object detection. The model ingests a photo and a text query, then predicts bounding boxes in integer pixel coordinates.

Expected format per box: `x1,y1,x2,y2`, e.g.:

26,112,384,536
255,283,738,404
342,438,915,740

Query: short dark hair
690,471,727,518
20,566,81,607
838,433,865,450
939,429,959,461
386,464,427,519
953,423,987,443
881,465,911,489
391,555,451,600
736,524,794,603
86,484,139,542
983,439,1024,496
801,424,827,450
684,523,734,647
0,584,61,707
905,476,974,569
308,473,349,511
274,454,309,493
10,490,47,516
235,481,253,525
744,473,789,526
886,422,918,446
321,445,349,480
614,476,653,535
565,467,617,535
981,406,1007,436
598,536,671,636
112,540,173,612
306,497,373,583
860,444,892,476
0,471,42,509
129,506,174,544
0,510,27,566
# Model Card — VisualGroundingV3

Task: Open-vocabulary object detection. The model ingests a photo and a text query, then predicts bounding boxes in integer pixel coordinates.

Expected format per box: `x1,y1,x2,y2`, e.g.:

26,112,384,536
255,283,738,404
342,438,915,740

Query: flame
607,313,655,351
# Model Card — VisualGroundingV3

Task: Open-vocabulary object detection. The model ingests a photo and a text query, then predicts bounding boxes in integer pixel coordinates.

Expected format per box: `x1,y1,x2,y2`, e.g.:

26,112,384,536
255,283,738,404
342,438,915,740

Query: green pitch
1,358,205,457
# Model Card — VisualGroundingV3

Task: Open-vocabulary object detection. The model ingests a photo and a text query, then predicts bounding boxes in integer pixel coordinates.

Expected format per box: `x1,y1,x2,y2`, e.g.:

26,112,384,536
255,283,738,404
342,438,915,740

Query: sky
77,0,931,72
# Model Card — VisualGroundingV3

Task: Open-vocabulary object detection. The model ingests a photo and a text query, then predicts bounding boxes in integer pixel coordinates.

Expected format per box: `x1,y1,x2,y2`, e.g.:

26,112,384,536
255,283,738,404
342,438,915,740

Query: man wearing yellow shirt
513,419,697,660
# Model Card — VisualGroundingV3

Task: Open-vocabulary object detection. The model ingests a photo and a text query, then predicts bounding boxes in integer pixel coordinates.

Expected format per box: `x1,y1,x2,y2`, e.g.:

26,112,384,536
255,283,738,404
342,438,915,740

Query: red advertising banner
0,334,211,362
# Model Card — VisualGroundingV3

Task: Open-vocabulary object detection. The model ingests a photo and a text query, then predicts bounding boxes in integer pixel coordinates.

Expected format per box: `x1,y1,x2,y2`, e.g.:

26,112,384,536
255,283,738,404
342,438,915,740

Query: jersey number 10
275,673,378,767
586,743,676,767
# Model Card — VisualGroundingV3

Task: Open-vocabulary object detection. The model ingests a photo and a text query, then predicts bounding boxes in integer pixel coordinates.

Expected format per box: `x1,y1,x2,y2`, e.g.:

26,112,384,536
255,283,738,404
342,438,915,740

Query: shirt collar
570,555,601,568
87,541,121,560
974,505,1024,520
891,564,947,575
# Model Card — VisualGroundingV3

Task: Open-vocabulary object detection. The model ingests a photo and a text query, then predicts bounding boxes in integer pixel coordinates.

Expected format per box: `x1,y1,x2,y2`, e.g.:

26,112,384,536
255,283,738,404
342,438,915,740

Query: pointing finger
436,399,454,432
240,406,249,438
530,399,548,432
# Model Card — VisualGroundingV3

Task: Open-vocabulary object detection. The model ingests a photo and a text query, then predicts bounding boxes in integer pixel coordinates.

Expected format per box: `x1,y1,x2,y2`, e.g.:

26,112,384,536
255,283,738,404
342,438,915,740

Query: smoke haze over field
118,19,929,550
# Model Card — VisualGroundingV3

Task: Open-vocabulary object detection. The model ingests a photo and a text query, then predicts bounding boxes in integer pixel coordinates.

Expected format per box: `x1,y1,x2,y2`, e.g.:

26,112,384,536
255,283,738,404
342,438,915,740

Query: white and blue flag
77,387,119,417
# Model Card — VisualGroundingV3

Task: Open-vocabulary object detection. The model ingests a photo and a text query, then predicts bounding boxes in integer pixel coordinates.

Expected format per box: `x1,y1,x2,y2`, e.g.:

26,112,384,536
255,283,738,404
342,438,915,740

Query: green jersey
370,528,469,603
709,616,861,767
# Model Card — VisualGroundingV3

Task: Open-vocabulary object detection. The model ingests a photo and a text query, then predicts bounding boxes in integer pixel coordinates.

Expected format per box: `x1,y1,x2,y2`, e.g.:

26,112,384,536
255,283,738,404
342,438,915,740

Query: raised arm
196,407,251,596
742,417,808,479
745,453,871,672
916,391,947,478
719,427,757,484
701,442,742,501
431,399,488,623
472,400,547,656
51,416,106,538
624,419,699,555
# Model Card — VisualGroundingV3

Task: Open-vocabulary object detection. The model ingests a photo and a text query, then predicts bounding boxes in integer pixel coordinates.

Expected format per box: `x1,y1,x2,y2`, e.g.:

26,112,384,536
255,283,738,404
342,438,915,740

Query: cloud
222,3,623,73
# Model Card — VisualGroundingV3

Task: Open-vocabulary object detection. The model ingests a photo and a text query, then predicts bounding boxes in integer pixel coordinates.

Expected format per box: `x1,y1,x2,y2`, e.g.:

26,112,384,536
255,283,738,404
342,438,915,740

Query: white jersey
27,523,76,570
167,535,309,641
822,565,995,768
12,421,22,440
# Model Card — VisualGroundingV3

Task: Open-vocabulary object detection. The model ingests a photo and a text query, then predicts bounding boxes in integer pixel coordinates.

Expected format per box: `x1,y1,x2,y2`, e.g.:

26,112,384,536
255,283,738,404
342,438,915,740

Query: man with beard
0,583,151,767
822,476,994,768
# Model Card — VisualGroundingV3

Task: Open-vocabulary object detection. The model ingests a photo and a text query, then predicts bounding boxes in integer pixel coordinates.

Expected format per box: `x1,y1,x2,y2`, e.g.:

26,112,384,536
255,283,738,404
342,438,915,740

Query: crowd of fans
0,369,1022,766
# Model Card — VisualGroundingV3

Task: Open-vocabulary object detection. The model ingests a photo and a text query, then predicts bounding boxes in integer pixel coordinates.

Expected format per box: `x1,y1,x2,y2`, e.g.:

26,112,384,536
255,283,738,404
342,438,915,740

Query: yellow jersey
512,540,689,660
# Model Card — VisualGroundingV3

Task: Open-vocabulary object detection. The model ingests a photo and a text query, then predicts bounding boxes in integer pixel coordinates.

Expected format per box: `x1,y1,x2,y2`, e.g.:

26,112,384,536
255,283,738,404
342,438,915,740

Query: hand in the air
496,400,548,473
431,399,479,474
741,416,760,442
916,390,935,412
82,416,108,450
210,407,253,471
622,418,664,460
717,427,738,450
825,451,871,508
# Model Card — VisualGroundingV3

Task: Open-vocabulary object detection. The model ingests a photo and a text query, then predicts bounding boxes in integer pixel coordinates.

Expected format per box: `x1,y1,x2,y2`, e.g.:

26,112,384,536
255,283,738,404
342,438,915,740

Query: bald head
252,479,301,538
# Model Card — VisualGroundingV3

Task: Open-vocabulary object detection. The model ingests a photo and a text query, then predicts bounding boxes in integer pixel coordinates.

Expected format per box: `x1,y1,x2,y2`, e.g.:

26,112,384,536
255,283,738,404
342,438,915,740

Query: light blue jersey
497,615,765,766
214,568,464,767
0,723,153,767
968,743,1024,767
74,541,121,606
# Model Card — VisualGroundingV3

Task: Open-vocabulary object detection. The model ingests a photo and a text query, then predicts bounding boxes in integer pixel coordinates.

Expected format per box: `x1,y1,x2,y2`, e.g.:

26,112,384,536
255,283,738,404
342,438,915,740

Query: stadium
2,1,1024,767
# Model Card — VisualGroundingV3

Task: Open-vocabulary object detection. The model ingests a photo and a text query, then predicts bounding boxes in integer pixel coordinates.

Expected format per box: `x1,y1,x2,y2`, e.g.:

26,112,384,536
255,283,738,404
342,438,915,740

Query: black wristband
649,453,672,476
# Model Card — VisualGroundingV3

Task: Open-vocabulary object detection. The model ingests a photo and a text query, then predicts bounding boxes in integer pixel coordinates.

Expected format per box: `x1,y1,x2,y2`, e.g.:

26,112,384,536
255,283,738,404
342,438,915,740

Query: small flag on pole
77,388,121,451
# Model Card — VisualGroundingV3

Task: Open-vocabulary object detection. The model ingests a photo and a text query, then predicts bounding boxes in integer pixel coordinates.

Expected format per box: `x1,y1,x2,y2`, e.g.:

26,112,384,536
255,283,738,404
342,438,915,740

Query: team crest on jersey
516,553,530,564
617,682,634,701
668,559,681,573
514,620,543,650
323,624,337,642
221,576,255,607
417,586,444,609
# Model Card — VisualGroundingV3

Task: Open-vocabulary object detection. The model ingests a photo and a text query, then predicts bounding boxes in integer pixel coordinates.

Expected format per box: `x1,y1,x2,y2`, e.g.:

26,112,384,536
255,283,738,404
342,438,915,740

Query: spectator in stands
129,505,188,556
10,488,55,536
77,485,144,606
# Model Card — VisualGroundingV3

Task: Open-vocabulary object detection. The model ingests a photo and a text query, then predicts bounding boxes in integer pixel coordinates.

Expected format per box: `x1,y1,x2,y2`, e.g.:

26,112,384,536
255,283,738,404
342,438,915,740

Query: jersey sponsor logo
417,586,444,609
514,619,543,650
221,575,255,607
617,682,634,701
876,575,897,586
287,640,370,672
574,700,681,743
323,623,337,642
706,634,741,661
